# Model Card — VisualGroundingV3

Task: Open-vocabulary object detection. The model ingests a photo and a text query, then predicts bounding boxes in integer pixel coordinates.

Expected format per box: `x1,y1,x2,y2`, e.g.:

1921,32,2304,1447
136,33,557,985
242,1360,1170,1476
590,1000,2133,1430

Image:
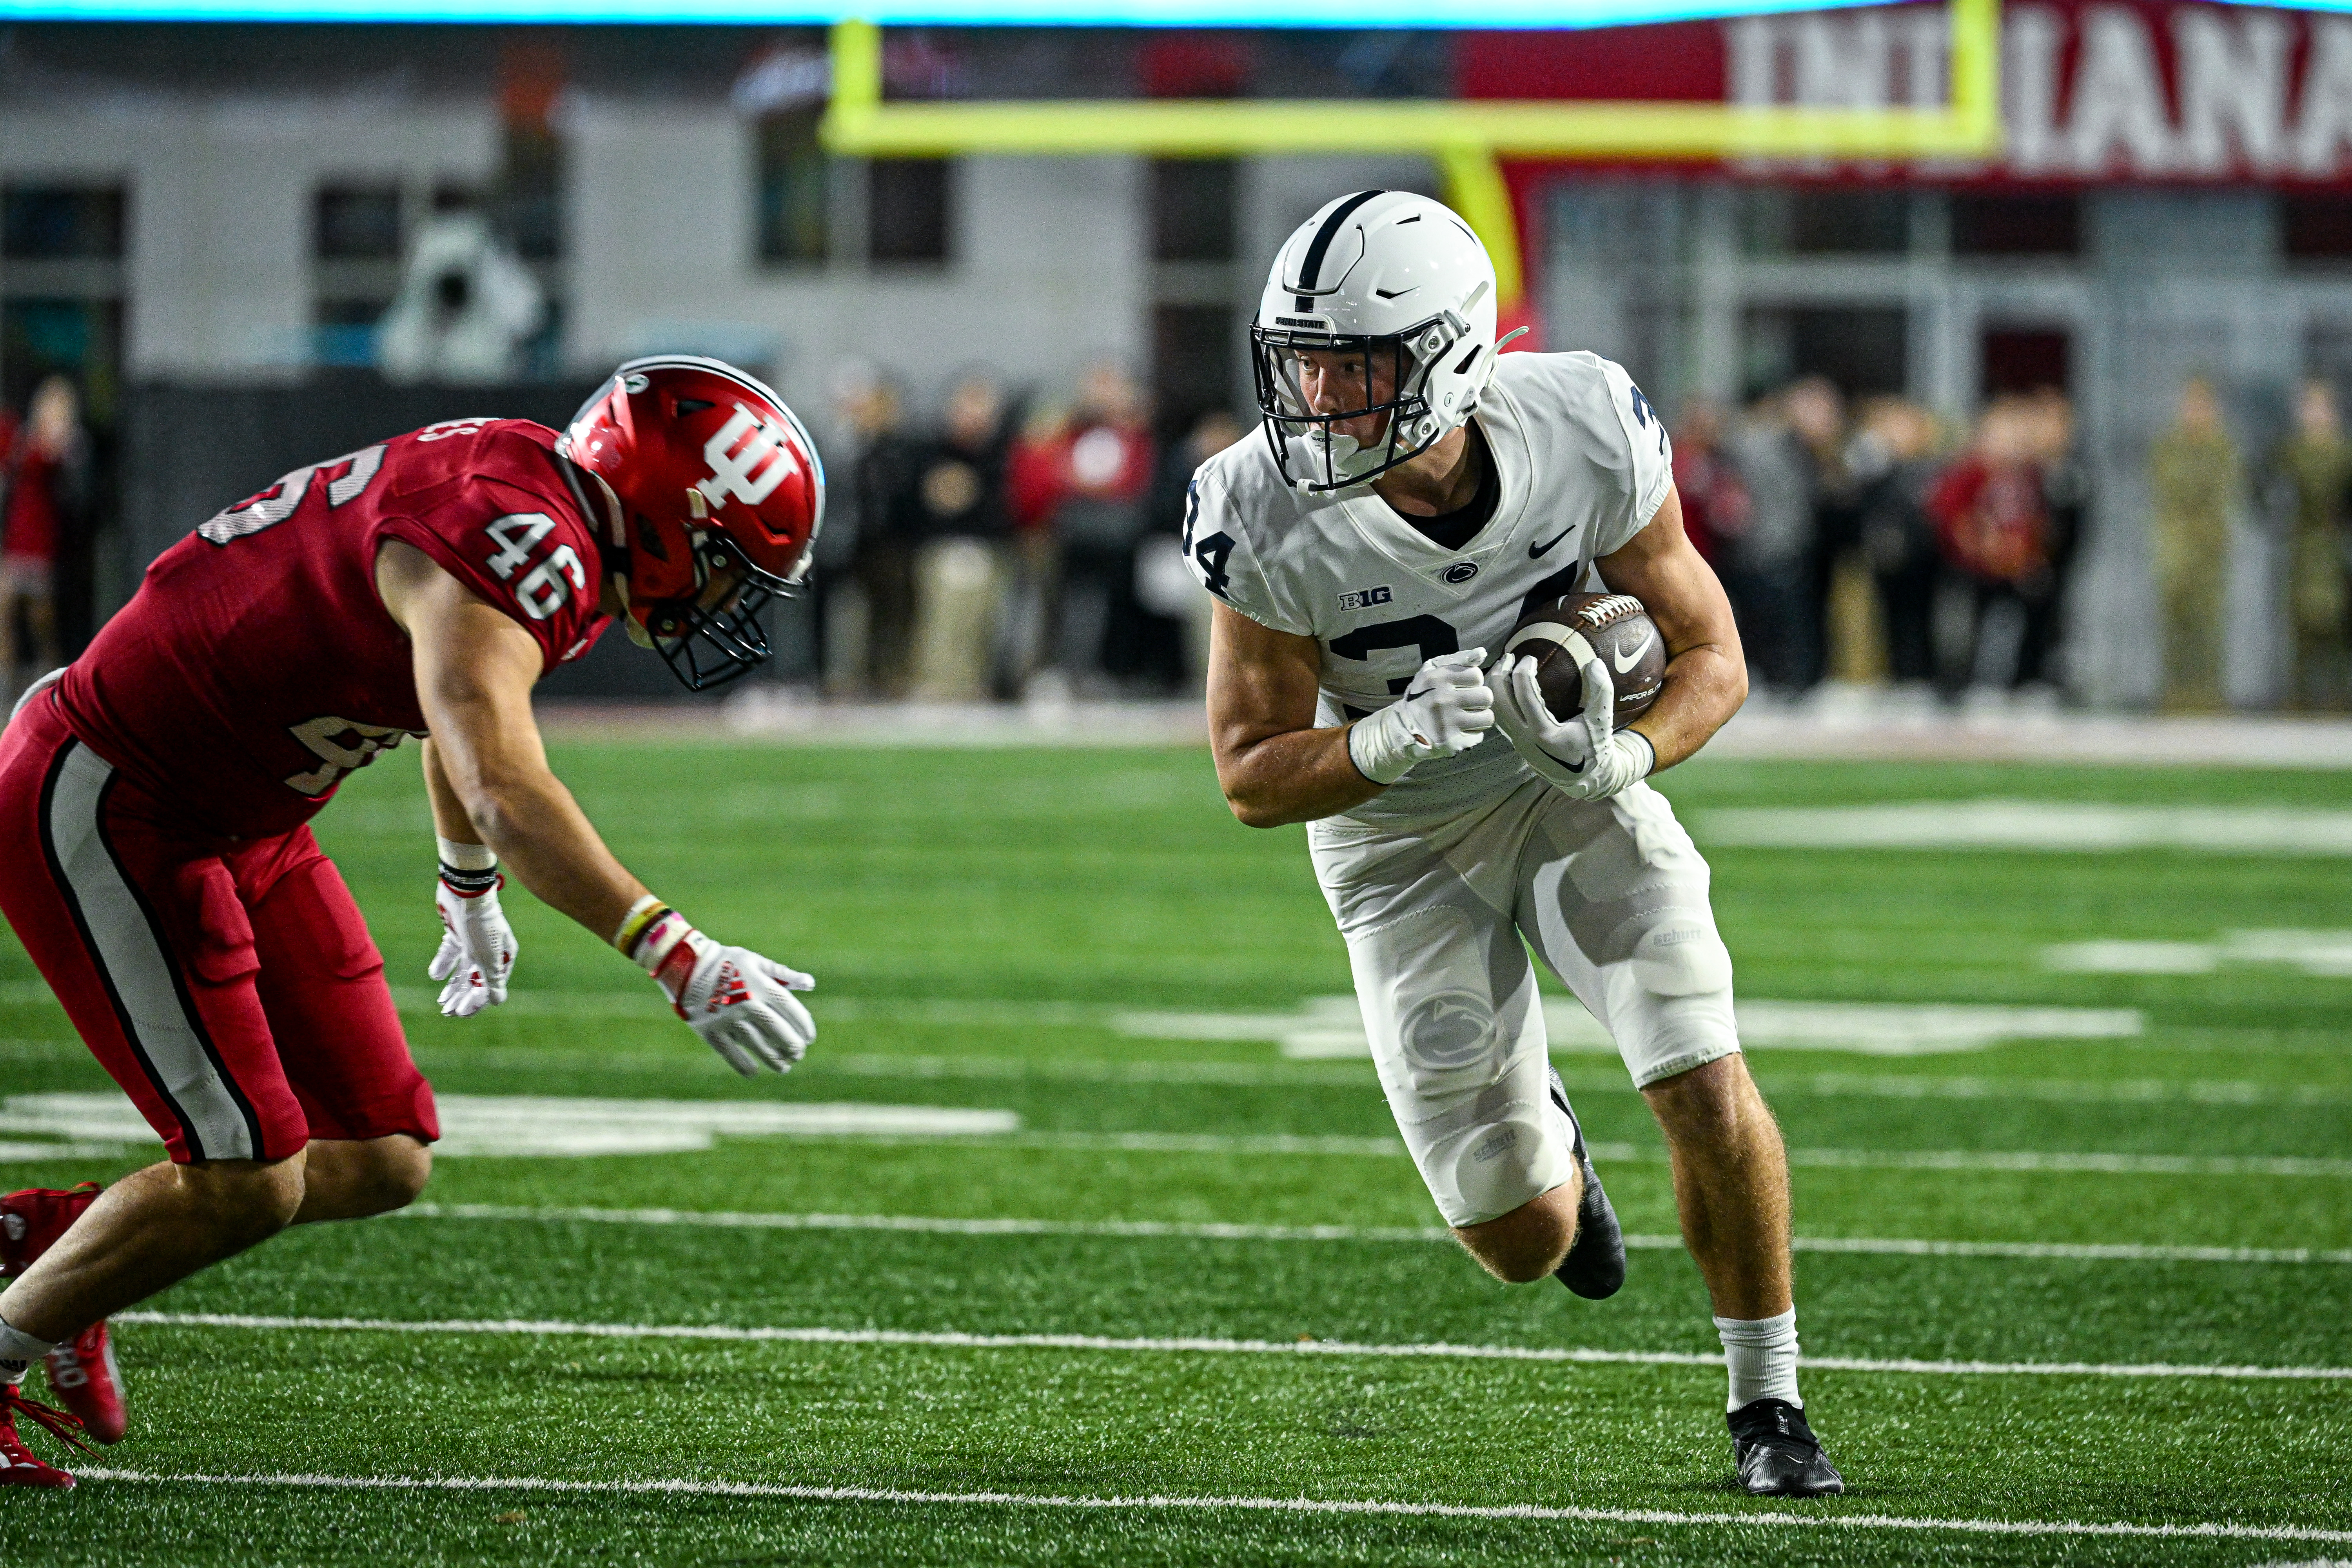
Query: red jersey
56,417,611,841
1927,454,2051,586
4,442,65,564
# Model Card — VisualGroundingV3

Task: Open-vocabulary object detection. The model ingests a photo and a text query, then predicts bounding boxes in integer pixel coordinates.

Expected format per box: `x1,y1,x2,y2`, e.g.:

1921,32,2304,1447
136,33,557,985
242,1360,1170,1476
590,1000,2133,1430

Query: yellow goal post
820,0,2001,307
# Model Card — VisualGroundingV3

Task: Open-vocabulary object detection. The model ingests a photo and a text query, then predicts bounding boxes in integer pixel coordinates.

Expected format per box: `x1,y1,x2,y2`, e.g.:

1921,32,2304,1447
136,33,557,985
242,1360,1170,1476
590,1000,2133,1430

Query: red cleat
43,1322,123,1445
3,1183,125,1442
0,1382,92,1489
0,1183,100,1275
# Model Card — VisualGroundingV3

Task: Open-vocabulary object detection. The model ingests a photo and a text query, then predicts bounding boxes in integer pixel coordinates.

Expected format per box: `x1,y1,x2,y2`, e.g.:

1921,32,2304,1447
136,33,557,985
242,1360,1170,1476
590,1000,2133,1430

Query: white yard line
421,1045,2352,1108
113,1310,2352,1383
9,1099,2341,1174
1697,801,2352,857
401,1202,1448,1244
1775,1147,2352,1178
673,1131,2352,1174
67,1467,2352,1545
396,1202,2352,1266
1007,1131,1407,1155
1023,1138,2352,1178
1774,1071,2352,1108
13,1026,2345,1106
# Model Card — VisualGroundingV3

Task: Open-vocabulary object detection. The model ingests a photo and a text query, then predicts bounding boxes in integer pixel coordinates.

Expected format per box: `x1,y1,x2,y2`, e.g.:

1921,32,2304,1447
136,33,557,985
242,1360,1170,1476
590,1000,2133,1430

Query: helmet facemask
636,528,799,692
1250,319,1462,494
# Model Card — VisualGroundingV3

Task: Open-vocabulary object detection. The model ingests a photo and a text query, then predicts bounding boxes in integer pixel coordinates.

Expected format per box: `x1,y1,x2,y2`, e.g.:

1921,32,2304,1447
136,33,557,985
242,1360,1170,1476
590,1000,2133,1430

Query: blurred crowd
0,377,94,710
2236,376,2352,715
1675,378,2089,710
816,359,1241,704
818,360,2352,716
1680,372,2352,715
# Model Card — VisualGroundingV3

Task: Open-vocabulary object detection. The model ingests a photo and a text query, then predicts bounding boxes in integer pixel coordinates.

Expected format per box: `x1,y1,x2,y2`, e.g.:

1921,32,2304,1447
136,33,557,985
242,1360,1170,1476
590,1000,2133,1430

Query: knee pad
1628,910,1733,998
1418,1064,1577,1230
1607,911,1740,1087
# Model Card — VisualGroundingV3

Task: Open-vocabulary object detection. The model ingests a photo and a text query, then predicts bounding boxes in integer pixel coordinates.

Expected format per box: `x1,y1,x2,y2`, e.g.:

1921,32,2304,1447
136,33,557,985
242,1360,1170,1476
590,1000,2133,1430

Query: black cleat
1548,1066,1625,1300
1729,1398,1846,1496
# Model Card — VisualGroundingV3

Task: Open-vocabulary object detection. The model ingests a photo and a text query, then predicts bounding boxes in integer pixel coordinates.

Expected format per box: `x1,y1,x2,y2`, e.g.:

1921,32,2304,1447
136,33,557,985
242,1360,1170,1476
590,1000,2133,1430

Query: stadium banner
1464,0,2352,182
0,0,1901,25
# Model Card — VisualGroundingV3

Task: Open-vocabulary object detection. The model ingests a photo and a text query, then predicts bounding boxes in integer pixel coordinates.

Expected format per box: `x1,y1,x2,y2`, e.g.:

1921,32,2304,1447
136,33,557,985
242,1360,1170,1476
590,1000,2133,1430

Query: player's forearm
453,761,647,938
1215,724,1384,828
423,686,647,936
1631,642,1747,772
419,738,481,844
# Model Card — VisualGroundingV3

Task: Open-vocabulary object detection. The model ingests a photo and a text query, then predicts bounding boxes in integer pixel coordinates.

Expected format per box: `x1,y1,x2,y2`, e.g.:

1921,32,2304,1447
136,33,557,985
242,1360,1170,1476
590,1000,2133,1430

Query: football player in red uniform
0,357,824,1486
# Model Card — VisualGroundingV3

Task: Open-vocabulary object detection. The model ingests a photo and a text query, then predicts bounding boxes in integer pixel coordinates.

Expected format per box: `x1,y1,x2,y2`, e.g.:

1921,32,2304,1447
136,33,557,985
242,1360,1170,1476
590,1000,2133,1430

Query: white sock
1716,1307,1802,1413
0,1312,56,1379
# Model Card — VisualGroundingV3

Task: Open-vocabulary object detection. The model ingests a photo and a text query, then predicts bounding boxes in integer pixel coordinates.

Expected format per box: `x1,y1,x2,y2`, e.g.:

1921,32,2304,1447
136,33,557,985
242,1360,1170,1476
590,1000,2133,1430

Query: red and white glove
428,839,515,1018
618,899,815,1076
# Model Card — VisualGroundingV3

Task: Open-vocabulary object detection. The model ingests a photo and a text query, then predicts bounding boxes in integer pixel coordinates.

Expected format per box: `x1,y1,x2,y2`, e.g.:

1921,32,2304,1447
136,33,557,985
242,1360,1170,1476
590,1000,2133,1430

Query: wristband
612,893,677,959
1346,709,1416,786
619,897,699,1010
1624,730,1658,780
436,836,500,897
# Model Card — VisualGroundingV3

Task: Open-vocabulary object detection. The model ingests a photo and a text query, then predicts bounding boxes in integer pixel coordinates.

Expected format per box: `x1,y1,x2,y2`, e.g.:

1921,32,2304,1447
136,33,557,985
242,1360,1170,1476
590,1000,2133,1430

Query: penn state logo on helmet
560,356,825,690
1250,191,1513,494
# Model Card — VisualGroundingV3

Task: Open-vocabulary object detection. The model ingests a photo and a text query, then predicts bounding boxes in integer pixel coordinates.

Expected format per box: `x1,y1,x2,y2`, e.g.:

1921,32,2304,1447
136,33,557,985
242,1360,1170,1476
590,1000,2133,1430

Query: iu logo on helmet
696,407,799,510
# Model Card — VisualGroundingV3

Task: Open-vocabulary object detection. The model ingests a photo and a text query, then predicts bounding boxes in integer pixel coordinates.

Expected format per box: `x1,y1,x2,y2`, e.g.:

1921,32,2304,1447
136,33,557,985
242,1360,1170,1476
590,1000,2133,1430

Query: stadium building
0,4,2341,701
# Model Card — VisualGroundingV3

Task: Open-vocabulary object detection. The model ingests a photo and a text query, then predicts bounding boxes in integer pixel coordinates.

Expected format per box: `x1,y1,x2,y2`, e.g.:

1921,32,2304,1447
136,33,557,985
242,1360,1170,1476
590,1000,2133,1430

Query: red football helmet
559,356,825,690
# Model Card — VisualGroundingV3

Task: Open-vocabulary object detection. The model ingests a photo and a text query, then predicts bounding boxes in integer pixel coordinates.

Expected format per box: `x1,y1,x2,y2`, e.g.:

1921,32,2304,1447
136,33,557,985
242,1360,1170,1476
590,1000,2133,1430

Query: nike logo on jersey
1528,525,1576,559
1612,629,1655,673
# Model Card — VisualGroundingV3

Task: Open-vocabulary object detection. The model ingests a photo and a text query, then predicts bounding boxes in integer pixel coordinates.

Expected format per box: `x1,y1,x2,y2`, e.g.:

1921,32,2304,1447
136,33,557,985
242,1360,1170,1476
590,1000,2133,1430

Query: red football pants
0,696,437,1163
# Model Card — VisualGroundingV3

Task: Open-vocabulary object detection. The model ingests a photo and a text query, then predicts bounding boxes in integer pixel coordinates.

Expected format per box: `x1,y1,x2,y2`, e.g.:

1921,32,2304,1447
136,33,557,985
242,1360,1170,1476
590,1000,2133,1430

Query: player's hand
1492,652,1655,802
648,927,817,1076
429,874,516,1018
1347,648,1496,785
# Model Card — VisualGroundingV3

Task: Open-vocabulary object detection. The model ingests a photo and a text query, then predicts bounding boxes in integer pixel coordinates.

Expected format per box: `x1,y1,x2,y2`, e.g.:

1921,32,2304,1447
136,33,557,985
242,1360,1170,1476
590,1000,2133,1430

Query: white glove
634,913,816,1076
428,843,515,1018
1491,651,1657,802
1346,648,1496,785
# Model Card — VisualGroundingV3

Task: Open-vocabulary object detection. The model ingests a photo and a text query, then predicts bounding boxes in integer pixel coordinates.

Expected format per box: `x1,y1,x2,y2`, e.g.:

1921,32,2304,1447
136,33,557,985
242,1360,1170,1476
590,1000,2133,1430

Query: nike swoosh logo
1612,630,1655,673
1528,526,1575,559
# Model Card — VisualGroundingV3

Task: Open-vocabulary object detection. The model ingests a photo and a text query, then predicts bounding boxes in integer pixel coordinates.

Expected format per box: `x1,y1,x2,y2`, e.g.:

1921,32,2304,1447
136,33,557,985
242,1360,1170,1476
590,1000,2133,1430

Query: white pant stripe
41,741,258,1161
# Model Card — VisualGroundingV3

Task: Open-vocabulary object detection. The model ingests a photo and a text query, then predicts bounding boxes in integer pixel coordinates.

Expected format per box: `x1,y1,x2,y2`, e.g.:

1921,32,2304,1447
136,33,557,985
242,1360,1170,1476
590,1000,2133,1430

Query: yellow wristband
612,895,671,957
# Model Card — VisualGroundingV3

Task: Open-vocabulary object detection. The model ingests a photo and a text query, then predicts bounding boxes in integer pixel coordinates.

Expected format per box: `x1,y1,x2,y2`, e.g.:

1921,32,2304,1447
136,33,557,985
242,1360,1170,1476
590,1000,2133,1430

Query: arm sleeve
1590,357,1677,558
1182,464,1310,636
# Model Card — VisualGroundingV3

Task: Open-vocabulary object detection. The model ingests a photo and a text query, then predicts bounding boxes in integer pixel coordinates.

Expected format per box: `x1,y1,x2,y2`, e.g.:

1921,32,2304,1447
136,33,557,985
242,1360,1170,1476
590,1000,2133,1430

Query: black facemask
1249,328,1437,493
638,534,800,693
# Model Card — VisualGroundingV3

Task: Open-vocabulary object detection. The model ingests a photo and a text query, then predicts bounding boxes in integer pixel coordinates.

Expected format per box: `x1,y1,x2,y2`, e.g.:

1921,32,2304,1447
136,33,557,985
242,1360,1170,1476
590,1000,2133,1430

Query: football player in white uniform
1189,190,1842,1497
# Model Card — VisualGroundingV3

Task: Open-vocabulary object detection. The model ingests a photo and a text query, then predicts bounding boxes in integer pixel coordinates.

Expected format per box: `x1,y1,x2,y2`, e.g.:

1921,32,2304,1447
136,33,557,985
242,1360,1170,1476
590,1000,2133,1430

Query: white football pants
1308,776,1741,1229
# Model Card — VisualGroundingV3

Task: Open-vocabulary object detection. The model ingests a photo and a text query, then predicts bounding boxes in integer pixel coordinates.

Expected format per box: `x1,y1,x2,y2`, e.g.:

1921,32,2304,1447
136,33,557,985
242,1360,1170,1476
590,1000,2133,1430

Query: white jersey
1187,350,1674,827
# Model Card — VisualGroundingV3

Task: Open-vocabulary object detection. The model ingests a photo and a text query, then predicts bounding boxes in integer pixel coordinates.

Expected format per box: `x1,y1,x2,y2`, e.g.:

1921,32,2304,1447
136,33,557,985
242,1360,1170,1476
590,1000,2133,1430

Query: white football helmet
1250,190,1504,493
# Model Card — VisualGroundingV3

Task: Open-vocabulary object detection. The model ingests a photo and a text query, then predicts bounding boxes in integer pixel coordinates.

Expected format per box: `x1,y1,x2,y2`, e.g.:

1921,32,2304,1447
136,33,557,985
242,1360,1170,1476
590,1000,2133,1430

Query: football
1503,592,1667,729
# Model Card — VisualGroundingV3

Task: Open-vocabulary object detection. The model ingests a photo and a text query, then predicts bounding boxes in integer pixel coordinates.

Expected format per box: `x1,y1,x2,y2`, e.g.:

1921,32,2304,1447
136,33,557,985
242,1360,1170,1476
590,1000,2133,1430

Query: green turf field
2,736,2348,1565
